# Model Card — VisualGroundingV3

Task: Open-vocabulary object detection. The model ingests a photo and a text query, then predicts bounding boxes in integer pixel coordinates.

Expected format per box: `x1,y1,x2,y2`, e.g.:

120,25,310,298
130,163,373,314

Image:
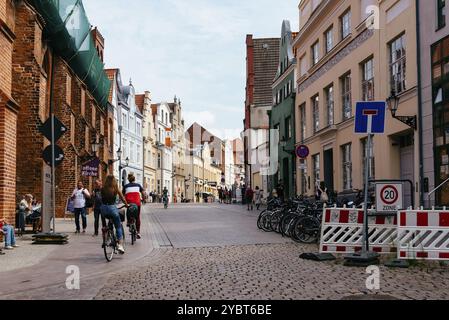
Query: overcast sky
84,0,299,140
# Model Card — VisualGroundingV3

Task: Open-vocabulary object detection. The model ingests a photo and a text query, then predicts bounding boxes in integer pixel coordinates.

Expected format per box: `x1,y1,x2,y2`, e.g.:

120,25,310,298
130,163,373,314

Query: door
283,158,290,198
324,149,334,192
400,145,414,209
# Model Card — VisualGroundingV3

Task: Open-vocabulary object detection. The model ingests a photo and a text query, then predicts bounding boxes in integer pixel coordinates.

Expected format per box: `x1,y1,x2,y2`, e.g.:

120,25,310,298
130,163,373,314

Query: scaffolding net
30,0,110,108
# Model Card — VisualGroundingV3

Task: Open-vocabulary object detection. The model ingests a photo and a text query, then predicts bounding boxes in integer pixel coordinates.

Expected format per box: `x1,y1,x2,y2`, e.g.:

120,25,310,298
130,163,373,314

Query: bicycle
102,205,126,262
127,204,138,246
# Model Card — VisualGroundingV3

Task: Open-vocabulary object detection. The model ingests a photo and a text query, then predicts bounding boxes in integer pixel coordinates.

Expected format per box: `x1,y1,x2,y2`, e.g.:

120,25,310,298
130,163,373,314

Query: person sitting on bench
0,219,19,250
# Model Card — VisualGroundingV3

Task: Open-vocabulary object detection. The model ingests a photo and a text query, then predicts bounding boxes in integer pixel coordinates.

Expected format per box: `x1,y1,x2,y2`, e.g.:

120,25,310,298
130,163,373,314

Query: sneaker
5,246,13,250
12,244,20,248
117,244,125,254
137,234,141,240
75,230,80,234
82,230,86,234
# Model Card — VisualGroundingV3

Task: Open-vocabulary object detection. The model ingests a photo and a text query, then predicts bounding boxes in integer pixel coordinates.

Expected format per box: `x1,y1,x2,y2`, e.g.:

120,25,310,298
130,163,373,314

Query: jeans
94,208,106,235
74,208,87,231
2,225,16,247
101,205,123,241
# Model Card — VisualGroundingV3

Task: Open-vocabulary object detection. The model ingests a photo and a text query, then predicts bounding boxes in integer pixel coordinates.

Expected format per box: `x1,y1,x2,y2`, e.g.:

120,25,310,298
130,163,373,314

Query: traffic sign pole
361,133,373,253
51,115,56,234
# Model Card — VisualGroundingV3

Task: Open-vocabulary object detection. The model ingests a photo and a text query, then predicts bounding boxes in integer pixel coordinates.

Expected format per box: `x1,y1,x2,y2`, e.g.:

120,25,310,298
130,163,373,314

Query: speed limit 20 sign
376,183,403,212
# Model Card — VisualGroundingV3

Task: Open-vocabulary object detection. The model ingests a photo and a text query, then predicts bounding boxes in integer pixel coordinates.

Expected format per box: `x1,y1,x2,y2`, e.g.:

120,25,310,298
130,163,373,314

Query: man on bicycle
162,187,169,207
123,173,144,239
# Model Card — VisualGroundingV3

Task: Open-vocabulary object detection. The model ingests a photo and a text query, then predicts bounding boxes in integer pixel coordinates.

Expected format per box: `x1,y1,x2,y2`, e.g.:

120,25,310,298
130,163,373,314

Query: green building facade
269,20,297,199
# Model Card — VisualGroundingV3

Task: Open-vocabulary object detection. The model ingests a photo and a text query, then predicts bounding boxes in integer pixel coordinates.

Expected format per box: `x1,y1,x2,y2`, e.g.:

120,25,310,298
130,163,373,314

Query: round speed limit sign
376,183,403,212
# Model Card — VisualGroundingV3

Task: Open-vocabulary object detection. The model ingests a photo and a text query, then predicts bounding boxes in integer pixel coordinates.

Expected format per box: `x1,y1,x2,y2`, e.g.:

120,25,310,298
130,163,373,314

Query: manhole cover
342,294,399,300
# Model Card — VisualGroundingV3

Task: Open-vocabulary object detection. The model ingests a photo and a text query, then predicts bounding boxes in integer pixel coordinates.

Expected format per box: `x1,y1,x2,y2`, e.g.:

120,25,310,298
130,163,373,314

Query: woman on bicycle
101,175,128,254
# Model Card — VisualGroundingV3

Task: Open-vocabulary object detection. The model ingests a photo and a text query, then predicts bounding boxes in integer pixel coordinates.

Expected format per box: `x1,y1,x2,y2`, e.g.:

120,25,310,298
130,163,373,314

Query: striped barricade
319,207,398,254
398,210,449,260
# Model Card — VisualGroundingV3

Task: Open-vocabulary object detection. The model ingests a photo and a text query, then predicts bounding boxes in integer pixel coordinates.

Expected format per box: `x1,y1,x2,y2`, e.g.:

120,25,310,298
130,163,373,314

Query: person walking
245,186,255,211
123,174,145,239
92,179,106,237
254,186,263,211
101,175,128,254
71,181,91,234
1,218,19,250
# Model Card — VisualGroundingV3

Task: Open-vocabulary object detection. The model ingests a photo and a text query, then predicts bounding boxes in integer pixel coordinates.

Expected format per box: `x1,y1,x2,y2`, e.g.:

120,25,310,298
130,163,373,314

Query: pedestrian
319,182,329,203
245,186,254,211
255,186,263,210
92,179,106,237
71,181,91,234
1,218,19,250
17,194,33,235
101,175,128,254
277,181,285,203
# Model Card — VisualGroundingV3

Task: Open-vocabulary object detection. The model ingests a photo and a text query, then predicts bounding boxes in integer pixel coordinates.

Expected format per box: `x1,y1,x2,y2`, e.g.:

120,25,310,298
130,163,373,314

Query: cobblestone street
95,204,449,300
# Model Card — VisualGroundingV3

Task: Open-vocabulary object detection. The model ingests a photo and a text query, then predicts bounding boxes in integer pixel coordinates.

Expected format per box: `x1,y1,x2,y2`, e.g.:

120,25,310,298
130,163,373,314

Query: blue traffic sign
354,101,387,134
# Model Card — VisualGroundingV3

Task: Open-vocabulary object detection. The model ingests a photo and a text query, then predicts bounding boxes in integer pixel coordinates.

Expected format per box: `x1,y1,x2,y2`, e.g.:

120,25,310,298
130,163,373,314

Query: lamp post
387,89,417,130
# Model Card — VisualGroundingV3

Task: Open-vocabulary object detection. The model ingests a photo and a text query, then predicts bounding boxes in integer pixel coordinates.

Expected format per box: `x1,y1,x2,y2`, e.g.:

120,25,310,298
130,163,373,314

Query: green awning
30,0,110,108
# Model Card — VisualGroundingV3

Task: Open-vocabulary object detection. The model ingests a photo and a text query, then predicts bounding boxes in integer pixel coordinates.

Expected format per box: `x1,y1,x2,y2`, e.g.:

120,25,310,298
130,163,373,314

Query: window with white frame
312,154,320,189
312,95,320,133
362,58,375,101
362,138,375,181
312,41,320,66
300,103,306,141
325,85,334,126
300,55,307,76
390,34,406,94
342,143,352,190
341,72,352,120
325,27,333,53
340,9,351,40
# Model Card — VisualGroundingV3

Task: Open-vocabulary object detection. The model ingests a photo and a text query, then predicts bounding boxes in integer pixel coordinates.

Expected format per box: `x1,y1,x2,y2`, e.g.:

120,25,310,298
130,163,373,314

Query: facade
152,103,173,200
140,91,158,197
169,97,187,202
419,0,449,206
244,35,280,198
107,69,144,186
294,0,419,207
9,1,113,224
0,0,19,222
269,20,298,199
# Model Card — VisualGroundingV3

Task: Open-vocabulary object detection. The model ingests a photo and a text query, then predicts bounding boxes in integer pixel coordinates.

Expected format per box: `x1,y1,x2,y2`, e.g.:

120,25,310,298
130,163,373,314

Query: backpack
84,189,94,208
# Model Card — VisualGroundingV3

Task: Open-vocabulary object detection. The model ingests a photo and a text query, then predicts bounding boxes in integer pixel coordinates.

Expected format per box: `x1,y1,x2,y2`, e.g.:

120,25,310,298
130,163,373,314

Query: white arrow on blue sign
354,101,387,135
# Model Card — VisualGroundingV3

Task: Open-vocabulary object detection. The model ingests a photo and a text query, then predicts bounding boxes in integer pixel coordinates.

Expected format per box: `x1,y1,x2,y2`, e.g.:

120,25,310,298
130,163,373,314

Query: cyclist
123,173,144,239
101,175,128,254
162,187,169,208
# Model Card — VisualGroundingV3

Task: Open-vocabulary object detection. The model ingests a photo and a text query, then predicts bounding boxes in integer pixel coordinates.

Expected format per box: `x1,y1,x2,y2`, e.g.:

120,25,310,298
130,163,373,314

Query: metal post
361,133,372,253
51,114,56,234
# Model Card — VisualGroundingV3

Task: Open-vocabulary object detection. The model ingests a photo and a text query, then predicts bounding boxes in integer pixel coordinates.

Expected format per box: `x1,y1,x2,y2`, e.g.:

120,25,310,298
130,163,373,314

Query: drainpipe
416,0,425,207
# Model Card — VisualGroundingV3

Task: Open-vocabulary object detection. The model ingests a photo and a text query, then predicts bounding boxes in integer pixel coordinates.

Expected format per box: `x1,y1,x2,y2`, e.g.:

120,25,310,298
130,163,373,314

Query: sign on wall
82,158,100,177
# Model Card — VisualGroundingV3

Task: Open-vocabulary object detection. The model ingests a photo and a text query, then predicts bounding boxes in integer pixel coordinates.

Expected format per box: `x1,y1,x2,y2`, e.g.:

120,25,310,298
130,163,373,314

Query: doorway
400,135,414,209
283,158,290,198
324,149,334,192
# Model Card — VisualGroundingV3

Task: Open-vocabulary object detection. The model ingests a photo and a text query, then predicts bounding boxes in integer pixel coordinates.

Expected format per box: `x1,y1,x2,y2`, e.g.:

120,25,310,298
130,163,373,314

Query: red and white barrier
319,207,397,254
398,210,449,260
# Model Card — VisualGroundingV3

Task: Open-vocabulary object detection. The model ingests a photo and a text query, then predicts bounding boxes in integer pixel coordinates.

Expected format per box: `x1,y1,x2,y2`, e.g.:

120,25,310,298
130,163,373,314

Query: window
300,159,308,194
100,115,105,135
123,138,128,159
130,116,135,132
325,85,334,126
285,117,292,139
300,103,306,141
80,88,85,116
390,34,406,94
362,138,375,181
438,0,446,30
312,41,320,66
342,143,352,190
130,142,135,163
158,153,161,168
312,154,320,189
85,127,90,152
312,95,320,133
325,27,333,53
362,58,375,101
340,10,351,40
341,72,352,120
300,55,307,76
92,106,96,127
66,75,72,106
137,144,141,165
122,112,128,129
70,113,75,145
137,120,141,136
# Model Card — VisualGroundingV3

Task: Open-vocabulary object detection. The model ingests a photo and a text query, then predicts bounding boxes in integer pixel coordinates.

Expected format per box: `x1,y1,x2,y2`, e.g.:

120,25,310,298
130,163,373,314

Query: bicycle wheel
257,210,267,230
270,211,283,233
131,224,137,245
280,213,295,237
260,211,272,232
292,216,321,244
103,230,115,262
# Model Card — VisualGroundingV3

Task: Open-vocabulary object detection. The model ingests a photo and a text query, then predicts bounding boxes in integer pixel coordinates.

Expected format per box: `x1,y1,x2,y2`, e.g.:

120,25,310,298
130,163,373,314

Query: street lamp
387,89,417,130
91,140,101,156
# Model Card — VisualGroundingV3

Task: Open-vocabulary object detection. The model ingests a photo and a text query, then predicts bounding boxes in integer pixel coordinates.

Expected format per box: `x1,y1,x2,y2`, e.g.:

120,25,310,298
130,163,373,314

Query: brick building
0,0,19,223
0,0,113,225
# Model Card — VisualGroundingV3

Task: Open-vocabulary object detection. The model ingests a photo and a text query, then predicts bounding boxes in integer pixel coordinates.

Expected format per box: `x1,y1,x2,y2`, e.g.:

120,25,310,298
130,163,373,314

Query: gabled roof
135,94,145,114
252,38,280,106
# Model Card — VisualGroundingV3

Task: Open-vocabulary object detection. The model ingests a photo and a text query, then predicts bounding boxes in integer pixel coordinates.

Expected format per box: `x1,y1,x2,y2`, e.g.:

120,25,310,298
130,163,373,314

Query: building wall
419,0,449,206
295,0,419,203
0,0,18,222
